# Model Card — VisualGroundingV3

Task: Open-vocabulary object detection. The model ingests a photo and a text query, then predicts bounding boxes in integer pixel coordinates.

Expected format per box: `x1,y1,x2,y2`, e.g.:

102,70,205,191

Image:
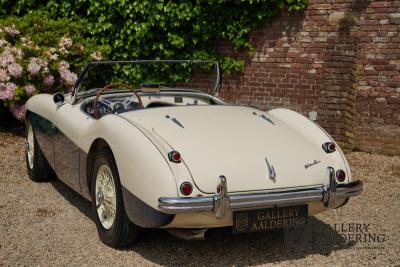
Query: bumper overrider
158,167,363,219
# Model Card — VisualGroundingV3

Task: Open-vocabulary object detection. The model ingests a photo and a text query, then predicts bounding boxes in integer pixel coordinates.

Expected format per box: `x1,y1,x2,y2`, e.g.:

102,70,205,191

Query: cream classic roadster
25,60,363,247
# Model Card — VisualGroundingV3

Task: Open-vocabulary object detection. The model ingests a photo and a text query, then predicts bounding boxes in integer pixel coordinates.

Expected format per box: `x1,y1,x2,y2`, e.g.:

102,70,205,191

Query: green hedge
0,0,307,122
1,0,307,71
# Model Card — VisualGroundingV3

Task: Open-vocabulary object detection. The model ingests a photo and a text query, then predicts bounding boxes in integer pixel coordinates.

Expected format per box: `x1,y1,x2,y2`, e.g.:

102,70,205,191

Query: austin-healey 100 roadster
25,60,363,247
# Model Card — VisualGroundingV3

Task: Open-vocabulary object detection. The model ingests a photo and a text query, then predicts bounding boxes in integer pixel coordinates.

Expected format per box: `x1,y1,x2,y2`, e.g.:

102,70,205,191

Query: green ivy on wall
0,0,307,72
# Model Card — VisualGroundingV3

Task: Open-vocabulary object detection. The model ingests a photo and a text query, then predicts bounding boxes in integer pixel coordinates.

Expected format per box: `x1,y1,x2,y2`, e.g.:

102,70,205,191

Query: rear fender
268,108,352,182
82,115,178,210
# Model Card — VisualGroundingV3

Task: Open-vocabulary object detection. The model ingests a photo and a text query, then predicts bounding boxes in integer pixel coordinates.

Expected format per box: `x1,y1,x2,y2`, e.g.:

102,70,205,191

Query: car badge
265,158,276,181
304,160,321,169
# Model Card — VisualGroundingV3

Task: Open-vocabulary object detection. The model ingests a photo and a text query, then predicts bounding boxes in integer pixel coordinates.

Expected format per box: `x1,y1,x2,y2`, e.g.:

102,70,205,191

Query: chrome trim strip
158,178,363,216
229,188,324,210
261,114,275,125
158,188,325,214
325,167,336,208
213,176,229,219
336,180,363,198
158,197,214,213
171,117,184,129
265,158,276,181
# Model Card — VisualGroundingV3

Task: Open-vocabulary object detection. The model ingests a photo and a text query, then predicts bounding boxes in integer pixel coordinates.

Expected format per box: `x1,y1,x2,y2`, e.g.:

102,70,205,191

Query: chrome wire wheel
27,124,35,170
95,164,117,230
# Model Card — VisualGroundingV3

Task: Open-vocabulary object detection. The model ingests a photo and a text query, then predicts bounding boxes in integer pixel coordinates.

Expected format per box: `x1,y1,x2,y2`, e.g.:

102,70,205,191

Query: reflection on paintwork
29,112,55,168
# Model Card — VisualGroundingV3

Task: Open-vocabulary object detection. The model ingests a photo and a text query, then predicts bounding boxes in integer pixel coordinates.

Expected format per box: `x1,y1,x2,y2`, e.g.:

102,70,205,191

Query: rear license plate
232,205,308,234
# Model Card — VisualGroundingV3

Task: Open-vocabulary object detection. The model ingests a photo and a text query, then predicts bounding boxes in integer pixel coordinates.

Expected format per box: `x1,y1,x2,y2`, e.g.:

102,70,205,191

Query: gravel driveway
1,131,399,266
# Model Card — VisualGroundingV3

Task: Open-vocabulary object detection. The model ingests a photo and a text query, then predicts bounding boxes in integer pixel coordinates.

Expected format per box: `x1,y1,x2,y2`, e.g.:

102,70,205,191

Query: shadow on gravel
132,218,355,266
50,178,355,266
50,179,93,220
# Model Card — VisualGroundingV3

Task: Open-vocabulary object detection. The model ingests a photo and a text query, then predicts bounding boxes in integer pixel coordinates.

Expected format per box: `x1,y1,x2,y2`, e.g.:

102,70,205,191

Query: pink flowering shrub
9,104,25,120
0,13,109,121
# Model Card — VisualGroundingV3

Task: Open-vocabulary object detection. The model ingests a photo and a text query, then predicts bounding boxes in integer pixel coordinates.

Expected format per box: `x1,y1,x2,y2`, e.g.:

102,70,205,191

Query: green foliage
79,61,219,95
0,0,307,73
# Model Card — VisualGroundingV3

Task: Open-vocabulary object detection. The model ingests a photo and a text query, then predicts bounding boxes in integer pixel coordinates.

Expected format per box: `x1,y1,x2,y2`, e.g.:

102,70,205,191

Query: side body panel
27,94,83,192
53,126,81,192
29,112,56,169
26,94,178,227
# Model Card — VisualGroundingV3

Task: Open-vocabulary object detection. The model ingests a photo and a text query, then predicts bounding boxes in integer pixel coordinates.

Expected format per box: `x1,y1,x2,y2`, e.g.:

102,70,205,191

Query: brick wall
219,0,400,156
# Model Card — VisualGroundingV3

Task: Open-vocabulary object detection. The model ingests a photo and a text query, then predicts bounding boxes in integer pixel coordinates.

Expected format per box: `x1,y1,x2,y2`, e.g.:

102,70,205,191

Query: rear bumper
158,168,363,219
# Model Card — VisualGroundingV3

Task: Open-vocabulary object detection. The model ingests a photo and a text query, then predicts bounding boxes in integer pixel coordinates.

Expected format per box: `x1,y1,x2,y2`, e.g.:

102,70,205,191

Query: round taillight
322,142,336,153
328,143,336,152
168,151,181,163
180,182,193,196
336,170,346,182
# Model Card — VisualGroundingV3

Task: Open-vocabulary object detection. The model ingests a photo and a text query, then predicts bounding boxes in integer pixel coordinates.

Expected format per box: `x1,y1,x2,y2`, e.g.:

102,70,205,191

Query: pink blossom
0,68,10,82
0,82,16,100
0,50,15,67
67,72,77,86
59,68,77,86
7,63,22,77
5,47,23,59
59,61,77,87
59,47,69,55
90,51,103,61
27,57,43,75
4,24,20,36
9,104,26,121
0,39,8,48
59,36,73,49
59,60,70,69
44,48,58,60
43,74,54,87
20,37,34,47
24,84,36,95
50,53,59,60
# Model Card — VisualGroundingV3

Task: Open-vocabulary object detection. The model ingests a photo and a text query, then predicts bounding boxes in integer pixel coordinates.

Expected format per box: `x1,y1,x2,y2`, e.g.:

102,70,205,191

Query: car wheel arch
86,138,112,195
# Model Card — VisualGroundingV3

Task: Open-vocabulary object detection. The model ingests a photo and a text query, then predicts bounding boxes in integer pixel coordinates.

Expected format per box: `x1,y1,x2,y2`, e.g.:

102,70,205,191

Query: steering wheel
93,82,144,119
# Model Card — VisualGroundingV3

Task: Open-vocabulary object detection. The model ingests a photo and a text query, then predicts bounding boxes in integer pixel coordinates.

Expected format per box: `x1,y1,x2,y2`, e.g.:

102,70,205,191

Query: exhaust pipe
167,228,209,241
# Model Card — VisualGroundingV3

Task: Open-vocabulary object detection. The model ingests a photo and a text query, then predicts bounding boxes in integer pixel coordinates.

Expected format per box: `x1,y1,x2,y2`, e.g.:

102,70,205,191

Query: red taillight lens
180,182,193,196
168,151,181,163
322,142,336,153
328,143,336,152
336,170,346,182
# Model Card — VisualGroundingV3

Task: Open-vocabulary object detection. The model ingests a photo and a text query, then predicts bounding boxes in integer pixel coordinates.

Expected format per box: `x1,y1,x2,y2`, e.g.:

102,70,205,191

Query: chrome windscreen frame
71,60,222,104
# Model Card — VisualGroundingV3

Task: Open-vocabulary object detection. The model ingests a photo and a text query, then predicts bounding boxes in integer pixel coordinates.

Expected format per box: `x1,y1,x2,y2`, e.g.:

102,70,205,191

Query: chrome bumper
158,168,363,219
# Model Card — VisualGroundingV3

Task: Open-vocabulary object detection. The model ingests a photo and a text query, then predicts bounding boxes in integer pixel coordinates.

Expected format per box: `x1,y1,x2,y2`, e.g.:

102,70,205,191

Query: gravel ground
0,131,399,266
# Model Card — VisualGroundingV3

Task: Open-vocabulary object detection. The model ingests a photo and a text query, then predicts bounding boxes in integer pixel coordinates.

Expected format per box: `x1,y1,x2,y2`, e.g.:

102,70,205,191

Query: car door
29,111,56,170
52,99,83,192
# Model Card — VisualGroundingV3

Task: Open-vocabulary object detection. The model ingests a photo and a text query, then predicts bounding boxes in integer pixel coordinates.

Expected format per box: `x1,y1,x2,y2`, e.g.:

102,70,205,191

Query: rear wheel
25,119,53,181
91,146,139,247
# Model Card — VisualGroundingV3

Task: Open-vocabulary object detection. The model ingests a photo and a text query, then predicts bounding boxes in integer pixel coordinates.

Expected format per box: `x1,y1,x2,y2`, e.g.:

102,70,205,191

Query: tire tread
91,146,138,248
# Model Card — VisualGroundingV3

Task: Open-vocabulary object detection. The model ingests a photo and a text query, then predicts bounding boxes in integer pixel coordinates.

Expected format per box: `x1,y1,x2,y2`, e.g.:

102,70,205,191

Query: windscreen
74,60,220,100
